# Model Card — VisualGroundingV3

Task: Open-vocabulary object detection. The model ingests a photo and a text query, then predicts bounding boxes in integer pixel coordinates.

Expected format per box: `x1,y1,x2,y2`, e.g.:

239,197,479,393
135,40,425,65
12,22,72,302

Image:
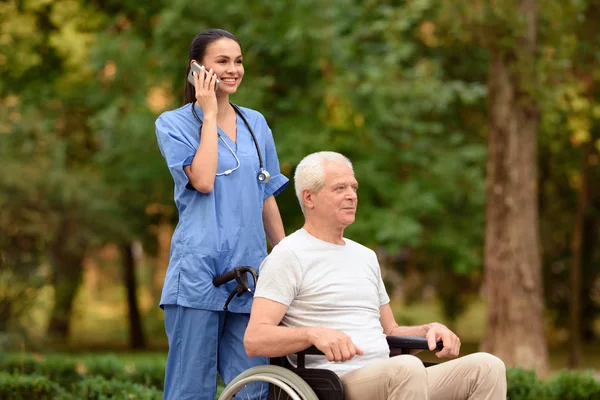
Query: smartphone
187,62,219,92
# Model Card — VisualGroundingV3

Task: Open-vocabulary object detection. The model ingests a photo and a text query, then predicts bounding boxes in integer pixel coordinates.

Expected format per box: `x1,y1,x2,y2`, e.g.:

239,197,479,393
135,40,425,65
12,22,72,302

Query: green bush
1,353,598,400
72,376,162,400
84,355,126,381
124,360,165,390
0,354,81,388
546,369,600,400
507,367,600,400
0,372,69,400
0,373,163,400
507,367,549,400
0,353,165,390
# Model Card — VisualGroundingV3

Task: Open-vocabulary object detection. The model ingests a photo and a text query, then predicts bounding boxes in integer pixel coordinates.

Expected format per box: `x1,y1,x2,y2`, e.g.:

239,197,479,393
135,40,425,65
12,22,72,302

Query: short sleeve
374,253,391,306
254,244,302,307
261,121,289,200
155,115,196,190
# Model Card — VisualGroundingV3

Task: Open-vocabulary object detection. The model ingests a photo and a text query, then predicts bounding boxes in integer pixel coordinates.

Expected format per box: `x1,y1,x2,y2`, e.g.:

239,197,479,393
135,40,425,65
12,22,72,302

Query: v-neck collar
217,113,239,149
191,102,240,150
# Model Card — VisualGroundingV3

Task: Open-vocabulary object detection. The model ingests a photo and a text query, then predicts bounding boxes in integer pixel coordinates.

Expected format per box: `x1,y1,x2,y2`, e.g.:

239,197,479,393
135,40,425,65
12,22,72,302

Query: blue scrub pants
163,305,268,400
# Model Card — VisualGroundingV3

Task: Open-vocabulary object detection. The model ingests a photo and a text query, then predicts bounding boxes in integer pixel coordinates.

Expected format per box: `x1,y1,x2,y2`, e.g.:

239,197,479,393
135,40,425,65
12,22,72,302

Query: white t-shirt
254,228,391,375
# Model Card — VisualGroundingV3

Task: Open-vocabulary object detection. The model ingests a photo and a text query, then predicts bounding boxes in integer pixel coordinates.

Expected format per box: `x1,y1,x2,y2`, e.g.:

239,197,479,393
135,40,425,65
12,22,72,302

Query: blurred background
1,0,599,391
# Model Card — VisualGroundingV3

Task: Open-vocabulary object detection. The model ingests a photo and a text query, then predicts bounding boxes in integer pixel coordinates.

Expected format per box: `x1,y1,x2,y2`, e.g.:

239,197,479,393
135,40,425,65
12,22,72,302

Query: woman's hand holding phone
191,62,218,117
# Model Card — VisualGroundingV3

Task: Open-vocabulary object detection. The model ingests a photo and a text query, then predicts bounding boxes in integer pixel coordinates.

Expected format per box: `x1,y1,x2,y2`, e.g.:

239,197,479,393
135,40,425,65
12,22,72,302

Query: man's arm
244,297,364,362
379,303,461,358
244,297,313,358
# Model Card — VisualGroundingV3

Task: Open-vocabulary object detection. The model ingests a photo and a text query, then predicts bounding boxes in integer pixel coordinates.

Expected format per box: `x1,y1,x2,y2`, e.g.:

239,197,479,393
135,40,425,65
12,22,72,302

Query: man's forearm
389,324,431,338
245,324,316,358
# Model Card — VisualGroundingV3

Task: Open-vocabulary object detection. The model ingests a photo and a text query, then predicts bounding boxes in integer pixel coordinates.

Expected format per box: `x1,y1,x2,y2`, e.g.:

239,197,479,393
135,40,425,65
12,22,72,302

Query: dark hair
183,29,242,104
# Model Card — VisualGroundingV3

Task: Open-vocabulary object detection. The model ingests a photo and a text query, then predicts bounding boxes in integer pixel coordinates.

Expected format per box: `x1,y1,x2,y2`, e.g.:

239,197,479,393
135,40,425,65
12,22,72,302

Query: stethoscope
190,102,270,183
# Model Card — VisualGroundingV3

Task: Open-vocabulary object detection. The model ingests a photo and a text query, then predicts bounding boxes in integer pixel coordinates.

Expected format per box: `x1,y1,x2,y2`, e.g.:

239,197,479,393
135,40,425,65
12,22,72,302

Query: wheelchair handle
212,266,258,311
213,266,258,287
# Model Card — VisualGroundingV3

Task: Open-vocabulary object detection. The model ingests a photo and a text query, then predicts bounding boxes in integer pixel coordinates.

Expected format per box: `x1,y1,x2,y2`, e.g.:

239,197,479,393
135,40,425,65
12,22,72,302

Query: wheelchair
214,267,443,400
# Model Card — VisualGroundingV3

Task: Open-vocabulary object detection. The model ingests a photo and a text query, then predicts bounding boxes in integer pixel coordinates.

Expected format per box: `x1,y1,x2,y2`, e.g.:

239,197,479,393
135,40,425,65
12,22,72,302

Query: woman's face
197,38,244,95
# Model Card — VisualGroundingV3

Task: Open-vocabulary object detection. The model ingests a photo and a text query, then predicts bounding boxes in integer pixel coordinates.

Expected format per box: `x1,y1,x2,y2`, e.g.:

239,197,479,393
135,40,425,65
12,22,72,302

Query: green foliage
0,372,68,400
0,354,81,388
0,353,165,391
507,368,549,400
124,360,167,391
2,0,600,340
506,368,600,400
71,376,162,400
1,353,599,400
84,355,126,381
0,372,162,400
546,369,600,400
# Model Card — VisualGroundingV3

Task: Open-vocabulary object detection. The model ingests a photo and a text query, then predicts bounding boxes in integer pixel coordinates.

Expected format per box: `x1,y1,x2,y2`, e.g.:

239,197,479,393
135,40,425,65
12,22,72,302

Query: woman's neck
216,94,231,118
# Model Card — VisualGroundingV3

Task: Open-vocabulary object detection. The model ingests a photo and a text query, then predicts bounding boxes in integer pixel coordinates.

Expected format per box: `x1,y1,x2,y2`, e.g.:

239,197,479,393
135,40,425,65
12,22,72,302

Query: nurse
155,29,288,400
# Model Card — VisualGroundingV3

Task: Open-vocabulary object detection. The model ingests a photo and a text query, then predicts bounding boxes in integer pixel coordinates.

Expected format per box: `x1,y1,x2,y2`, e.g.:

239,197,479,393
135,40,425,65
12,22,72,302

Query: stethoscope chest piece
257,169,270,183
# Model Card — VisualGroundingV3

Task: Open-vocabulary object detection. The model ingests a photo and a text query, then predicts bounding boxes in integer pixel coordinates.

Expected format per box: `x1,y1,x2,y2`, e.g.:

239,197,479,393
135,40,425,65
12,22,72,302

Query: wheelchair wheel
218,365,319,400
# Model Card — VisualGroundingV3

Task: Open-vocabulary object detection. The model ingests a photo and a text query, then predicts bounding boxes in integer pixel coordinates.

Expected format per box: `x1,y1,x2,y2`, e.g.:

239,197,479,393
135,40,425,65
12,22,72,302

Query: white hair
294,151,353,214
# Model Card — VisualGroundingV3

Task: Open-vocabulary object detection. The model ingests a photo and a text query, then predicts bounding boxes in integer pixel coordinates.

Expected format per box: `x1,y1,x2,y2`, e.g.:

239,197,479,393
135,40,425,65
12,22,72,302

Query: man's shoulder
270,230,305,256
343,237,376,257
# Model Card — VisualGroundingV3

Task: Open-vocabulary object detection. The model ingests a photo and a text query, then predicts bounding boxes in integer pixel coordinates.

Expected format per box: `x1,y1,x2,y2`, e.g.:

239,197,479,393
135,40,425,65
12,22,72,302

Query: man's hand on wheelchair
308,327,365,362
425,322,461,359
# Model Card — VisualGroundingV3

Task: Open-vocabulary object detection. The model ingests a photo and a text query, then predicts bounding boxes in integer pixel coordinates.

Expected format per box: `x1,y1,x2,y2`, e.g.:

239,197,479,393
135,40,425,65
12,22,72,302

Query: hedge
1,354,599,399
0,373,162,400
0,353,165,390
507,368,600,400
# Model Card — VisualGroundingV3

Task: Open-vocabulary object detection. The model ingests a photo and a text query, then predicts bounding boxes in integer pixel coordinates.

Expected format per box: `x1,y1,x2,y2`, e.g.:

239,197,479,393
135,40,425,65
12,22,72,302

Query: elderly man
244,151,506,400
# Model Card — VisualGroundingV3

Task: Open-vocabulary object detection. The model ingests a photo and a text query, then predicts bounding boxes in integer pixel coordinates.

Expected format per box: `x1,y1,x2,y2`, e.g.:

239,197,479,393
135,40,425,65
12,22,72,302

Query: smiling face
308,161,358,229
196,37,244,95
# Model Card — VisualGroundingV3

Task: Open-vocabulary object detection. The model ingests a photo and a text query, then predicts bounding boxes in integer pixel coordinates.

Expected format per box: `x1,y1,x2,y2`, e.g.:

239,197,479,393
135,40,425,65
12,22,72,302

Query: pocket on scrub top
182,247,228,278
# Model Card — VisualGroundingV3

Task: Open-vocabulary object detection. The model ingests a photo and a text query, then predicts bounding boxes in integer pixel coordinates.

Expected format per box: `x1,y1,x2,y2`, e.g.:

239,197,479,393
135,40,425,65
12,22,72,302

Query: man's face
310,162,358,228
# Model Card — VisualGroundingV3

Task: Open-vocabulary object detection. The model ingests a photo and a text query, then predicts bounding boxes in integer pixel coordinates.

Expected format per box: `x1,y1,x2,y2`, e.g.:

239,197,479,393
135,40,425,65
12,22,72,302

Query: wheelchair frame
219,336,442,400
214,267,443,400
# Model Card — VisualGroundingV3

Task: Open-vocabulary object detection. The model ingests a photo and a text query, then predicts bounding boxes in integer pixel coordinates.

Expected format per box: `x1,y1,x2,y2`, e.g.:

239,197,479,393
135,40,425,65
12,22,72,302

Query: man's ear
302,189,314,210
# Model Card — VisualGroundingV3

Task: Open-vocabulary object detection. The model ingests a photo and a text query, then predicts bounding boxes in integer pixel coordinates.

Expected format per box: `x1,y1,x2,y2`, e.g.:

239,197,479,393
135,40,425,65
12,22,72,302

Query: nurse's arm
263,195,285,246
184,113,219,193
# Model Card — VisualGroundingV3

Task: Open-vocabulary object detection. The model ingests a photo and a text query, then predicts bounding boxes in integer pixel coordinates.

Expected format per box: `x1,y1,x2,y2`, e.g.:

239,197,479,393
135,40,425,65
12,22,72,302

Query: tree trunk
121,242,146,349
568,141,593,367
580,134,598,343
481,0,548,376
0,301,11,331
48,217,85,339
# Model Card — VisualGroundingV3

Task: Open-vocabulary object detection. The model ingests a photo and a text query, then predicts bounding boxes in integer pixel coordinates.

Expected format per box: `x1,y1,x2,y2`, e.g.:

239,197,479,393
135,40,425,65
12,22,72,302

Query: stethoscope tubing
190,102,266,174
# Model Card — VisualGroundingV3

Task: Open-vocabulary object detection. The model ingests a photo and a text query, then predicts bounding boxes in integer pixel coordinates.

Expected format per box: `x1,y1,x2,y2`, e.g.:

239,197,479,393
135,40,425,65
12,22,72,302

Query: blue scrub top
155,103,288,313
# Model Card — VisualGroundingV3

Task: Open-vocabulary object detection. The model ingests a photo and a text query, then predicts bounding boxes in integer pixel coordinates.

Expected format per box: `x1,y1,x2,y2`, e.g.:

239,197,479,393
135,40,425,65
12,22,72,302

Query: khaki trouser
340,352,506,400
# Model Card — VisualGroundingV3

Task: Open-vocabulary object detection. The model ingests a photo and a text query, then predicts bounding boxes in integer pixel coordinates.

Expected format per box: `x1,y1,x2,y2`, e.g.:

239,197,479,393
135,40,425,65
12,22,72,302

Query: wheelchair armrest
297,345,324,356
387,336,443,355
295,336,443,357
292,337,443,368
292,346,324,369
